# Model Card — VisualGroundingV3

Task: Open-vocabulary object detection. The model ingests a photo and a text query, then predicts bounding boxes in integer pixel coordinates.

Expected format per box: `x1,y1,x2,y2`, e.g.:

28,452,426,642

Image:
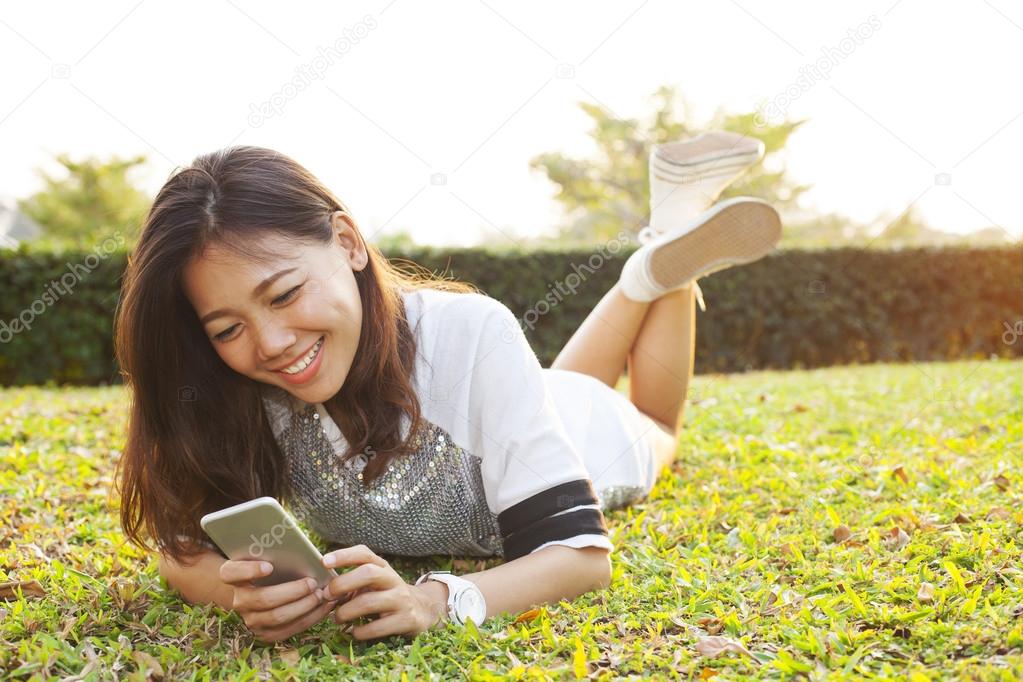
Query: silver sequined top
270,396,504,557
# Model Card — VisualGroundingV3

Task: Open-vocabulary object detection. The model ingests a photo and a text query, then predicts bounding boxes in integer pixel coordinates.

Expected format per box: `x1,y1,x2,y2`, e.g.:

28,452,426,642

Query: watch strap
415,571,485,626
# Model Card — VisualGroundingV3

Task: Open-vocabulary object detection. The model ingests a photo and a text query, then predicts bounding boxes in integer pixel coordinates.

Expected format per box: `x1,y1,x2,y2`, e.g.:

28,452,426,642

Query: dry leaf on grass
892,465,909,483
60,615,79,639
917,582,936,603
695,636,753,659
131,651,164,680
513,608,541,623
884,526,911,550
697,616,724,634
0,579,46,600
987,507,1011,521
833,525,852,543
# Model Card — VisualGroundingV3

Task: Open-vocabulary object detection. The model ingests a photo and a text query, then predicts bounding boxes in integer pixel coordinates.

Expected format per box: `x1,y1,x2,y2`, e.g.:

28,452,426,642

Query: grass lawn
2,358,1022,680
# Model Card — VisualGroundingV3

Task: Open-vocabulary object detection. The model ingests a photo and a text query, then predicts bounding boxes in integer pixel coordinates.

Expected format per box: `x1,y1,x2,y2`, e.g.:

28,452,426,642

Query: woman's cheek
218,346,249,376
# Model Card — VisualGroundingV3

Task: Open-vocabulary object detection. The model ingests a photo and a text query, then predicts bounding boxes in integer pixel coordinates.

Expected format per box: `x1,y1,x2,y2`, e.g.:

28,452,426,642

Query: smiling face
182,212,368,405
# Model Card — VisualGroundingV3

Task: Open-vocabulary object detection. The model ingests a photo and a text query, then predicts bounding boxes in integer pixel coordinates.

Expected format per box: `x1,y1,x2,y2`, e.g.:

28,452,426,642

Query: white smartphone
200,496,338,589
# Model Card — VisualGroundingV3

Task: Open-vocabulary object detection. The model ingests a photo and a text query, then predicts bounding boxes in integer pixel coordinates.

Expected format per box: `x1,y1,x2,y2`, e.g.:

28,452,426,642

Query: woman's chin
279,368,347,404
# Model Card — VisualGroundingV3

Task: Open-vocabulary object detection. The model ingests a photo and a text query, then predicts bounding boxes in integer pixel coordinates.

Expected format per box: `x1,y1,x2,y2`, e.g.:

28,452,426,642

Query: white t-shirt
259,287,614,560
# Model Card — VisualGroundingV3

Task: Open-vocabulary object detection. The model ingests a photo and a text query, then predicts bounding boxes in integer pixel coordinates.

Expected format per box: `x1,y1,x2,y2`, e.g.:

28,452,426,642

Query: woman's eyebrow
199,267,298,325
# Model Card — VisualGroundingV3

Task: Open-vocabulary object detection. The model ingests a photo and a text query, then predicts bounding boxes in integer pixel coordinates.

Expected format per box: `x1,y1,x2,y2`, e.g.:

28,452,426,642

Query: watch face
454,587,487,625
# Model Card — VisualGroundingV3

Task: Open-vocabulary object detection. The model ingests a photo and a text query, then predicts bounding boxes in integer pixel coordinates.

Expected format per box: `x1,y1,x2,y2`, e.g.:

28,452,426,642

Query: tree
529,85,809,245
871,204,1009,248
18,153,152,249
782,204,1011,250
781,210,873,249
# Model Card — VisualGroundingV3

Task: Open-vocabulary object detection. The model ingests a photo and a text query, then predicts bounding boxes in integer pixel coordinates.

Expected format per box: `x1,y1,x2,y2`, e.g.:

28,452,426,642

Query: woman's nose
255,324,297,365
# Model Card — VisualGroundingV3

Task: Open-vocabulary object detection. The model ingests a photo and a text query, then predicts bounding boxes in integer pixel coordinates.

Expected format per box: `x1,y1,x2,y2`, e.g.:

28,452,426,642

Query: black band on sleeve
497,478,601,539
502,507,609,561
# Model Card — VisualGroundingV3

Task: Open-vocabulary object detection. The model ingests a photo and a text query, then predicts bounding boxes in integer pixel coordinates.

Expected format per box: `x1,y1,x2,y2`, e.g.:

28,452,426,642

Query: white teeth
280,337,323,374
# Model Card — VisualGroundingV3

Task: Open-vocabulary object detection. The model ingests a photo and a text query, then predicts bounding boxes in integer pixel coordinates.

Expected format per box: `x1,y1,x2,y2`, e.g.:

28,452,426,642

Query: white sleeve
461,297,614,560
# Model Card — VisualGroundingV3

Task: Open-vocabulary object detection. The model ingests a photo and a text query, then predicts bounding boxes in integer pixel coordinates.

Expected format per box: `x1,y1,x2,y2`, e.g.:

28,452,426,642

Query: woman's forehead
199,231,303,264
183,238,303,304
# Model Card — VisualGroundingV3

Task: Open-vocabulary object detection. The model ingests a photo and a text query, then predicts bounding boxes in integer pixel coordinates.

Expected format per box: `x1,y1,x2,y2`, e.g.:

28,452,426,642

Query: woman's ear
331,210,368,272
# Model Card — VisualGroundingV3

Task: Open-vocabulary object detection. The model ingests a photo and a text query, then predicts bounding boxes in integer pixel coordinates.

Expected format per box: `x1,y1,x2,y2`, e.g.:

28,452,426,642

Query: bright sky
2,0,1021,246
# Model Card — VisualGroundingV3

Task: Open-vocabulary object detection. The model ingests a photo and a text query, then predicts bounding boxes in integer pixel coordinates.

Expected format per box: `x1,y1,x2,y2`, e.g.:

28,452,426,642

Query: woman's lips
275,335,325,384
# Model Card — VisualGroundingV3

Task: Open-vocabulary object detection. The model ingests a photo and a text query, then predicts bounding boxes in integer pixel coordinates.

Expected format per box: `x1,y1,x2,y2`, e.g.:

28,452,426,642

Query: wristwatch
414,570,487,626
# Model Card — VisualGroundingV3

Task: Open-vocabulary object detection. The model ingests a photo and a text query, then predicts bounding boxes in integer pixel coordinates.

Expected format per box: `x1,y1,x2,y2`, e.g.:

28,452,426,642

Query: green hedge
1,244,1020,386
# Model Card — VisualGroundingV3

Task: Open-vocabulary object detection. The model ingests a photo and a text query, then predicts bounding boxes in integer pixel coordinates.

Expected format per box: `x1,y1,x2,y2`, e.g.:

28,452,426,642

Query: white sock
650,174,718,233
647,133,764,234
649,159,754,233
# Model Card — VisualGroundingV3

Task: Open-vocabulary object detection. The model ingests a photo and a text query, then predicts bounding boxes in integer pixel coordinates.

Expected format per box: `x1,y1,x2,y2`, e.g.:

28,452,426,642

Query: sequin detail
279,404,503,557
596,485,648,511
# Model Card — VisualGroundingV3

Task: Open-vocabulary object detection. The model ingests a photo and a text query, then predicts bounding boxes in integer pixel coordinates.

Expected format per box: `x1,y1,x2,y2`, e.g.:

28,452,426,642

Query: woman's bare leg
551,281,696,475
550,284,652,388
626,284,695,437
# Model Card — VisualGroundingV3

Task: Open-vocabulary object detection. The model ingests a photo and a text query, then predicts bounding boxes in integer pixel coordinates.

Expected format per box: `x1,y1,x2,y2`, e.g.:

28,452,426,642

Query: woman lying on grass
114,138,780,643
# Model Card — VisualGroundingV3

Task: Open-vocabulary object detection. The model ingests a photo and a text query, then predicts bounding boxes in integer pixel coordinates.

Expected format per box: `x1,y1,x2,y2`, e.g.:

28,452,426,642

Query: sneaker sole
648,199,781,288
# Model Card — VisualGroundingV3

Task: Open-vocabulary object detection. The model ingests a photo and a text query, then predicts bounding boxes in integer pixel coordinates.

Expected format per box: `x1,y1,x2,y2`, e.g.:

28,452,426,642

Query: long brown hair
114,145,474,565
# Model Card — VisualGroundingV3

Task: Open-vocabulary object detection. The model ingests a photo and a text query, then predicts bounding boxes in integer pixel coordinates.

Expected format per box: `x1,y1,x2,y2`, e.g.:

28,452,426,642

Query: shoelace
637,225,659,244
635,226,707,312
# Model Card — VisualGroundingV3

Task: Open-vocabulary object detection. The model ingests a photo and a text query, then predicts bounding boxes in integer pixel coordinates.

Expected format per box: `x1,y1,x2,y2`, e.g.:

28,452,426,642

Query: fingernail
306,577,317,592
260,562,273,575
324,555,335,567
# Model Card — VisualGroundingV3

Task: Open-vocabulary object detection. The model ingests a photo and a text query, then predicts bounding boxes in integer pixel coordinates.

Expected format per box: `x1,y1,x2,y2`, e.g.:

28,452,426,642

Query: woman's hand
322,545,449,640
219,559,339,643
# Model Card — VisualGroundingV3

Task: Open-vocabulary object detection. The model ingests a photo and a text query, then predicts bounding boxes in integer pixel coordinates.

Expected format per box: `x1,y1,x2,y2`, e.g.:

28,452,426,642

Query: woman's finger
247,589,324,631
324,563,398,600
252,596,339,644
219,559,273,586
233,576,319,612
322,544,389,570
350,611,412,641
332,586,398,623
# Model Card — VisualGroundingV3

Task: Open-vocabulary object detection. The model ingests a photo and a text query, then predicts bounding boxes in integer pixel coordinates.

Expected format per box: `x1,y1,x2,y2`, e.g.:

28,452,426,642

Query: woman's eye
212,285,302,343
215,325,237,342
273,284,303,305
